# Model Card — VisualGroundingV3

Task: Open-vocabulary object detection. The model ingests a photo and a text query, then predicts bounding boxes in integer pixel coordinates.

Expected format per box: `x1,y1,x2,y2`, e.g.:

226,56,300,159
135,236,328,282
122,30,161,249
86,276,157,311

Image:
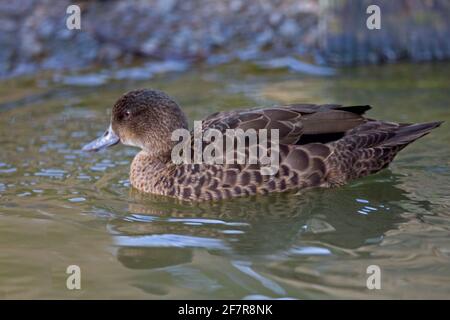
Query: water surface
0,63,449,299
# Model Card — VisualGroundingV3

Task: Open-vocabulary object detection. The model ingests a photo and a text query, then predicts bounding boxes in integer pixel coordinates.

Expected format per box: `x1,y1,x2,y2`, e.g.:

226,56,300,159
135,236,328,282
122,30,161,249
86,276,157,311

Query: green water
0,63,449,299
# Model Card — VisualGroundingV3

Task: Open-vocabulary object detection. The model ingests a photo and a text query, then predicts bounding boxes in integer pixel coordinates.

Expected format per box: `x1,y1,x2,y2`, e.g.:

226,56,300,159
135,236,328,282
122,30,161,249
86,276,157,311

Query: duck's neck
129,150,173,194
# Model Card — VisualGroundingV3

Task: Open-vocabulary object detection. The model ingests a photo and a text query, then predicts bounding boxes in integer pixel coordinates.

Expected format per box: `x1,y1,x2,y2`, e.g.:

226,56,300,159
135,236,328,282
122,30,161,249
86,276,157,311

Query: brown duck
83,89,442,201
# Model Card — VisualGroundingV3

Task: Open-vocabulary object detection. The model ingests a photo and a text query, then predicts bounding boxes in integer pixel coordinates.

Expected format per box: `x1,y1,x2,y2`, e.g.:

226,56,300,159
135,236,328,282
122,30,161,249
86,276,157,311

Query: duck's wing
201,104,371,144
328,120,443,181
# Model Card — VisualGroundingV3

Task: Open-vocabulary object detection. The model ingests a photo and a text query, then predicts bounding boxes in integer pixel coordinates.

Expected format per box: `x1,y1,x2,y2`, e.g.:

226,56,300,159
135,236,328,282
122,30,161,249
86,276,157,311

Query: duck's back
130,104,442,201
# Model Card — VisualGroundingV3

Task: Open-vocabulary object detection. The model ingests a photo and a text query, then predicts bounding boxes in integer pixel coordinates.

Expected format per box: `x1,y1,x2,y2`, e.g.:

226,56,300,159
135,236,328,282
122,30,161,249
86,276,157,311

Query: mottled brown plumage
83,89,442,201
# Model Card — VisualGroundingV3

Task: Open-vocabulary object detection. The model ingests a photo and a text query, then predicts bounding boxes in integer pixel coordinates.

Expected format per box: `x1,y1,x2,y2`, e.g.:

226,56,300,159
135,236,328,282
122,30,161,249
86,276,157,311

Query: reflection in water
108,172,426,298
115,234,230,251
112,172,410,269
232,260,287,295
117,247,193,270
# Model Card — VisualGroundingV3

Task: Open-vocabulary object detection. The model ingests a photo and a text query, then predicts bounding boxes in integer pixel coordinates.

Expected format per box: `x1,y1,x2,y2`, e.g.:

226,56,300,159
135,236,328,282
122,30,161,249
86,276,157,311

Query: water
0,63,449,299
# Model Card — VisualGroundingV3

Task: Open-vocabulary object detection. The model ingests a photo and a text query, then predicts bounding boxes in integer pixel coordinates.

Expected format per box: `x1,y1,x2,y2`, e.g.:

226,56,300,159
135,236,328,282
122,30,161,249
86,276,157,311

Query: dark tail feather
335,105,371,115
383,121,443,147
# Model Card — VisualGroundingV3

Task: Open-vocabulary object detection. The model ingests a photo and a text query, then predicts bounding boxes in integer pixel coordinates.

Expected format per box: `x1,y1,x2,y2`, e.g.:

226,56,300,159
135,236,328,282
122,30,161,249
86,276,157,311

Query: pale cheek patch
121,136,144,149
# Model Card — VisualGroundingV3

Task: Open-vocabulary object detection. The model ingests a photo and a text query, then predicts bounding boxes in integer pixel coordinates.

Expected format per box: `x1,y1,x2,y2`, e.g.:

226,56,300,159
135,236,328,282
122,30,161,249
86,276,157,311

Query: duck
82,89,442,201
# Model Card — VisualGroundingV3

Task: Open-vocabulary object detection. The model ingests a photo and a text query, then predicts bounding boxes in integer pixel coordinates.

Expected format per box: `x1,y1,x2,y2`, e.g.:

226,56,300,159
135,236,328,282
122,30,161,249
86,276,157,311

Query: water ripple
114,234,230,250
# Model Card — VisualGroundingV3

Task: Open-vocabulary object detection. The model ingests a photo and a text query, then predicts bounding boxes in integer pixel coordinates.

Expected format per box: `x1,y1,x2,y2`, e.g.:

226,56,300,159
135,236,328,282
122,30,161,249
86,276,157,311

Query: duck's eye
123,110,131,119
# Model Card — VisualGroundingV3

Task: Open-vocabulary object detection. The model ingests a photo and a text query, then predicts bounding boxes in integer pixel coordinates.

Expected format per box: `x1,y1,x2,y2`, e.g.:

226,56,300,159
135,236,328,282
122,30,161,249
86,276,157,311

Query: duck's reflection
108,171,427,271
117,247,193,270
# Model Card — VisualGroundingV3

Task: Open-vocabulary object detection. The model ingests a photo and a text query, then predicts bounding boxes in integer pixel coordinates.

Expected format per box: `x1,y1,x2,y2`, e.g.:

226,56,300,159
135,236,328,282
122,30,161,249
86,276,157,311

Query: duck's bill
82,125,120,152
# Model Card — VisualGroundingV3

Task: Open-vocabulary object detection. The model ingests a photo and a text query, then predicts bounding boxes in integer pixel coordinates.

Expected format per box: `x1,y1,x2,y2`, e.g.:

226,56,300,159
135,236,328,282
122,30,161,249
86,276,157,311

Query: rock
278,18,299,38
256,29,274,47
259,57,336,76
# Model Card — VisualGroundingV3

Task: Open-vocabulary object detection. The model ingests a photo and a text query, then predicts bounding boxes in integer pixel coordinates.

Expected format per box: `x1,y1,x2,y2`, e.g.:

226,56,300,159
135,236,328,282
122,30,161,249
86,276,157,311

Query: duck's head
82,89,188,158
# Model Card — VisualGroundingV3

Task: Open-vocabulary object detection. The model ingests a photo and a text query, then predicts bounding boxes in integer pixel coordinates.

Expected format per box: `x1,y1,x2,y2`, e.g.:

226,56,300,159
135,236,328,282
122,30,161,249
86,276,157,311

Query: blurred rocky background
0,0,449,78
